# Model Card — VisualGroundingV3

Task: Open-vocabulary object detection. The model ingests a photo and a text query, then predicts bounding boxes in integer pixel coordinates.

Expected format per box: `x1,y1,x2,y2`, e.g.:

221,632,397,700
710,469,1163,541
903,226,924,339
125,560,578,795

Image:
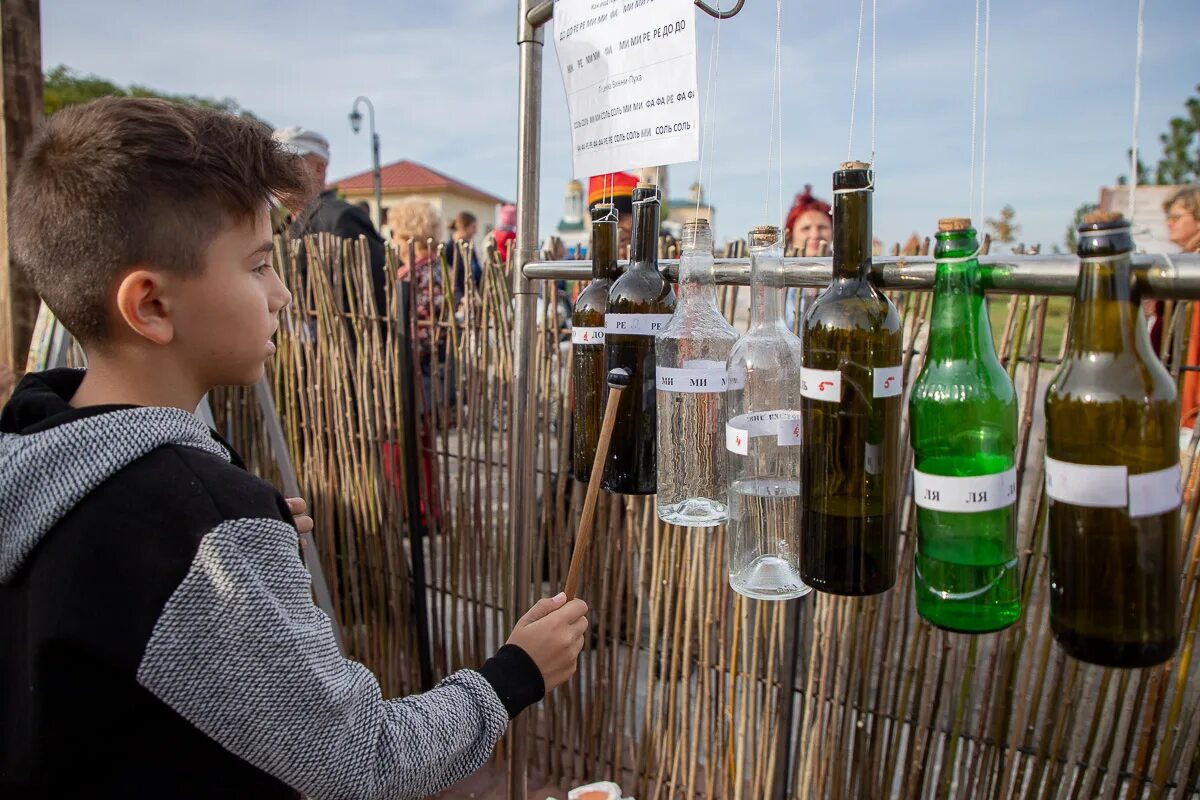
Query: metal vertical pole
510,2,546,799
372,130,384,229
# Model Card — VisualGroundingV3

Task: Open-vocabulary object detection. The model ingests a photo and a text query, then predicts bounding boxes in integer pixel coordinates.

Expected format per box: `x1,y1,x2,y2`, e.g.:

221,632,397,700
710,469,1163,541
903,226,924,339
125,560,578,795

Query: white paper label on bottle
864,443,883,475
873,365,904,398
1044,457,1128,508
913,466,1018,513
800,367,842,402
1128,463,1182,518
572,326,606,346
777,415,803,446
725,365,747,391
605,313,673,336
726,422,748,455
656,365,728,393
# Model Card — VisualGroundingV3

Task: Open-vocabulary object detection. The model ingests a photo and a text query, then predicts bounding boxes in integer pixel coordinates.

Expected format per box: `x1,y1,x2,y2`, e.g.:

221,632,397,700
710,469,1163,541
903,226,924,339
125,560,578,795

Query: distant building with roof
332,159,508,249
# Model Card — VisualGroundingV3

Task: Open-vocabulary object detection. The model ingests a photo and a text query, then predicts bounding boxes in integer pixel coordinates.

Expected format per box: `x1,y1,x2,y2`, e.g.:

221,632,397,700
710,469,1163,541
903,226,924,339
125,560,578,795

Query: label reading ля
572,326,605,345
800,367,842,402
914,466,1018,513
656,364,728,393
605,313,673,337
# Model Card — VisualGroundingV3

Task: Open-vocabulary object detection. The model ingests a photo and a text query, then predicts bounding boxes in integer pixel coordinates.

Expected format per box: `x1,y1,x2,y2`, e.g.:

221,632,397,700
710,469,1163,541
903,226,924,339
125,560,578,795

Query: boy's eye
253,262,271,274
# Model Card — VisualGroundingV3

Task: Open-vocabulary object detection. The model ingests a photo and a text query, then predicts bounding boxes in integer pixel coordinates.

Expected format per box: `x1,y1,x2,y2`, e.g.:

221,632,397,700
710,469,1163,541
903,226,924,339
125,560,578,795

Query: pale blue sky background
42,0,1199,250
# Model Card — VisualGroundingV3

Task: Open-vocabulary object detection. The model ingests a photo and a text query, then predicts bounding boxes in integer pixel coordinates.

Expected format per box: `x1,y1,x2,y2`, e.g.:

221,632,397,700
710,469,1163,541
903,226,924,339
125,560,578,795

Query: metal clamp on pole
523,253,1200,299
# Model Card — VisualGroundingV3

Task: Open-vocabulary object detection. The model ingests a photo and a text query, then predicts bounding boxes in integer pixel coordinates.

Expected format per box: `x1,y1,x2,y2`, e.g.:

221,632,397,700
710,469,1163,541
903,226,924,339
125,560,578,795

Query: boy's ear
114,269,174,345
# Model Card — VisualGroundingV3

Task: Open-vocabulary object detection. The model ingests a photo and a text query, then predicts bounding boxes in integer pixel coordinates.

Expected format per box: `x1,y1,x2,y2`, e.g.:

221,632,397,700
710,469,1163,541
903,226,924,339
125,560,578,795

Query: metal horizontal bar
526,0,746,29
522,253,1200,299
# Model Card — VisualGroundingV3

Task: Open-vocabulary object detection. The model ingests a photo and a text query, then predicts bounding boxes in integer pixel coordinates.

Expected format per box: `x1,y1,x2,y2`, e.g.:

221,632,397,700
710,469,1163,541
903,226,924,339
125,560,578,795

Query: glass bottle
572,204,621,482
1044,212,1180,667
725,225,809,599
800,162,903,596
909,218,1020,632
656,219,739,526
603,184,676,494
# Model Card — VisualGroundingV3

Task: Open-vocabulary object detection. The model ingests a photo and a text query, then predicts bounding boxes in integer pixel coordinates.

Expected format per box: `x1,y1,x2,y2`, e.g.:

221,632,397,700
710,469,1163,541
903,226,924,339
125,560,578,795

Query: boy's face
170,205,290,387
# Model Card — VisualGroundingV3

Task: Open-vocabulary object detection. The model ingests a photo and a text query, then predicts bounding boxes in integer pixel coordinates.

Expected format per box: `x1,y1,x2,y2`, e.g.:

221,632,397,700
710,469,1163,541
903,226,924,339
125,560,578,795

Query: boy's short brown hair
9,97,313,345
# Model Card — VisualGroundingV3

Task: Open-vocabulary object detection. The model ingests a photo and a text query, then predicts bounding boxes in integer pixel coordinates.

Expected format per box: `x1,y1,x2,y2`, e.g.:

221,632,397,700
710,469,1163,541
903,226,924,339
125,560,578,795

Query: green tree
1155,85,1200,185
985,205,1020,247
42,65,269,127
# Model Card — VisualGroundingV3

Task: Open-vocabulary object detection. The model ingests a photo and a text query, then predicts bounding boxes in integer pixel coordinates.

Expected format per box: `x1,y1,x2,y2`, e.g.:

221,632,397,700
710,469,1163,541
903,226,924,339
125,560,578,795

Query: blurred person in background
1165,187,1200,426
784,185,834,331
492,203,517,268
445,211,482,298
588,172,639,258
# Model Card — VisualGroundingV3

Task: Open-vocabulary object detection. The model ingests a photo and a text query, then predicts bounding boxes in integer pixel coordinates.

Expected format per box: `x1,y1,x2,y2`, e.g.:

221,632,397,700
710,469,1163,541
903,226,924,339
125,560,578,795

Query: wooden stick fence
207,232,1199,799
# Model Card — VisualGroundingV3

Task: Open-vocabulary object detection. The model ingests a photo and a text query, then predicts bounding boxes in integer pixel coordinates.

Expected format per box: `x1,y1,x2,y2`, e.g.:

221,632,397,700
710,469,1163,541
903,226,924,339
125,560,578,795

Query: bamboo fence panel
213,233,1199,799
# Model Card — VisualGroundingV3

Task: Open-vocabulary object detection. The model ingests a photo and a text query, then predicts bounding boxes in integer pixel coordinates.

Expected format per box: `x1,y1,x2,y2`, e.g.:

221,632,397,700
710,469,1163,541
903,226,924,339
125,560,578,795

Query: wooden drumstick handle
564,367,630,600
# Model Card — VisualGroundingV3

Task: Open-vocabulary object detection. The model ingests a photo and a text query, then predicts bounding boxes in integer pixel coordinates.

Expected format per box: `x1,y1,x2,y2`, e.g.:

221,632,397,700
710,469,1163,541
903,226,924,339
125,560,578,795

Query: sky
41,0,1200,251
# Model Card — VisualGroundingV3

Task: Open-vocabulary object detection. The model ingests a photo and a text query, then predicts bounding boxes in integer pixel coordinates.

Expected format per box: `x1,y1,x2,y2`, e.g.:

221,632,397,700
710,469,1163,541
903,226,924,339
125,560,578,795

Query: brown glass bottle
1044,213,1180,668
800,162,903,595
602,184,676,494
572,205,621,482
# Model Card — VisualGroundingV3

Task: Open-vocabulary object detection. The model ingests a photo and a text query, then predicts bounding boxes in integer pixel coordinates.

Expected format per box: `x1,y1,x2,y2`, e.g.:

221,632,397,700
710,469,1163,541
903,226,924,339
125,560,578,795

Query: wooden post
0,0,43,376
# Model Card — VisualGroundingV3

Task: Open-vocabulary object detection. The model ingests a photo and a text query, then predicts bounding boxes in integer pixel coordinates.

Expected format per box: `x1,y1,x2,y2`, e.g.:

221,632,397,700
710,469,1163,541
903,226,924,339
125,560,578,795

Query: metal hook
695,0,745,19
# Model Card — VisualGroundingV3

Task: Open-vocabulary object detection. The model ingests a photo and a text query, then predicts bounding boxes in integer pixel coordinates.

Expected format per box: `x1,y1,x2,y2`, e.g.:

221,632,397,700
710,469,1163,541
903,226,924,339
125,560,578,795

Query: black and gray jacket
0,369,543,799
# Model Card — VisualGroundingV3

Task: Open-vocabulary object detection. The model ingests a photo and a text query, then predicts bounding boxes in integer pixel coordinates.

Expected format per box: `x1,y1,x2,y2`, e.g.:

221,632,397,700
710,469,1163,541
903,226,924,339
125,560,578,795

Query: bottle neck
1068,254,1139,356
927,233,993,358
750,245,784,328
832,188,871,281
678,246,717,306
629,199,660,273
591,219,619,281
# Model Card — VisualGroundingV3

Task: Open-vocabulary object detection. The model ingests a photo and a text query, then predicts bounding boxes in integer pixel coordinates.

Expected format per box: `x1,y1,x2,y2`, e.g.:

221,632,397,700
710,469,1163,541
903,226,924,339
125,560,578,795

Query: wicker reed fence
208,232,1200,800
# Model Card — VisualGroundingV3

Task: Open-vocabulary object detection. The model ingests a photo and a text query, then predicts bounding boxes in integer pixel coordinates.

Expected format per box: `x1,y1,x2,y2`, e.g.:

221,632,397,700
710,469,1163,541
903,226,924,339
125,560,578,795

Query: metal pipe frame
524,252,1200,298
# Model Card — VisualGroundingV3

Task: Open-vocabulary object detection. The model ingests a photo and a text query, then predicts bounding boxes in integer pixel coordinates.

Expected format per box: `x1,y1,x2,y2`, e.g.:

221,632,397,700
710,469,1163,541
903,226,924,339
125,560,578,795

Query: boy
0,97,588,798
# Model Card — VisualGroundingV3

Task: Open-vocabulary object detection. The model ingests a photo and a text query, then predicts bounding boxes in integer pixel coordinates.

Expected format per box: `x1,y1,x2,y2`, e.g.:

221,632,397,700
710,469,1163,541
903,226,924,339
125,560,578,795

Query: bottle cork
1082,210,1125,225
938,217,972,232
840,160,872,171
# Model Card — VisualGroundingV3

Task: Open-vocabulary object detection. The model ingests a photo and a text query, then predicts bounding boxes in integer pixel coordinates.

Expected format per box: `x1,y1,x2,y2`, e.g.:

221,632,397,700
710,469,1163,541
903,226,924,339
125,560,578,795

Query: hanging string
696,0,723,221
870,0,877,166
968,0,982,216
765,0,784,221
978,0,991,223
846,0,867,162
1128,0,1146,223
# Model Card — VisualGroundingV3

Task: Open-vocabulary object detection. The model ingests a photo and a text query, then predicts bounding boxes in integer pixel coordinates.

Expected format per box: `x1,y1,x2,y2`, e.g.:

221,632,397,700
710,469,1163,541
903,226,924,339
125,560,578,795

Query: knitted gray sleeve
136,518,509,800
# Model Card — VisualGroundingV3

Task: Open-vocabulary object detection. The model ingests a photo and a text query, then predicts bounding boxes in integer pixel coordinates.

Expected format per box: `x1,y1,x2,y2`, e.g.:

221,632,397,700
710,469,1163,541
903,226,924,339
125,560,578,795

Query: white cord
870,0,877,166
847,0,866,162
969,0,981,216
696,0,722,220
978,0,991,224
1129,0,1146,222
765,0,783,221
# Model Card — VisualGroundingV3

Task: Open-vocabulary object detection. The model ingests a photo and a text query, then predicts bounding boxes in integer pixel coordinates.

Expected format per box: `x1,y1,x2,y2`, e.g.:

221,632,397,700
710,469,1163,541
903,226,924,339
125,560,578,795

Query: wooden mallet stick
564,367,630,600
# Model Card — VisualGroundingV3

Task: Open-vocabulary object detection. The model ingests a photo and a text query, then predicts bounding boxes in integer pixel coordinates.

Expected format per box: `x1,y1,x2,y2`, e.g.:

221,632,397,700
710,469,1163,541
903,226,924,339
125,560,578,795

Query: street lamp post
349,96,384,229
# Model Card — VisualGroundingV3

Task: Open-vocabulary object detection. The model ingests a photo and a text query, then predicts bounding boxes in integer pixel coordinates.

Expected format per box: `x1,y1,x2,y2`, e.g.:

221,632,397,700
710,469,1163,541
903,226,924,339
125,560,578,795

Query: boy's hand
506,593,588,692
286,498,313,552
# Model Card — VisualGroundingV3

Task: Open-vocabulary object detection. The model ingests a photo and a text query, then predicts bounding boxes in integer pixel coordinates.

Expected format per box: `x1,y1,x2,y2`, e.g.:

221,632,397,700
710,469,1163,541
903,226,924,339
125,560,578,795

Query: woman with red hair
784,185,833,331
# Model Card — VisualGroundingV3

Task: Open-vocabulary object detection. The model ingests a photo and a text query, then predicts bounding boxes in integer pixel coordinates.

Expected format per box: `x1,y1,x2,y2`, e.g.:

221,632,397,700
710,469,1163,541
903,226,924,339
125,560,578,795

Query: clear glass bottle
725,225,809,599
572,204,621,483
909,218,1020,632
800,161,903,596
1044,212,1180,667
655,219,739,526
603,184,676,494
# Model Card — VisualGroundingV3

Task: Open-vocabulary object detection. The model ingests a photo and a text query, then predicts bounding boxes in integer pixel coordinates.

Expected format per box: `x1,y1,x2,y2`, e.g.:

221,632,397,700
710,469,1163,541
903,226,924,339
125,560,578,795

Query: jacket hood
0,369,230,583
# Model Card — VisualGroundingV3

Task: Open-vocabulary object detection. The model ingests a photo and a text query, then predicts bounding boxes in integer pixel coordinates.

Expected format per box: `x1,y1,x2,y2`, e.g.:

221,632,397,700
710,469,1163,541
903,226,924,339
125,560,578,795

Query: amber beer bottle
1044,212,1181,667
800,162,903,595
572,204,620,482
602,184,676,494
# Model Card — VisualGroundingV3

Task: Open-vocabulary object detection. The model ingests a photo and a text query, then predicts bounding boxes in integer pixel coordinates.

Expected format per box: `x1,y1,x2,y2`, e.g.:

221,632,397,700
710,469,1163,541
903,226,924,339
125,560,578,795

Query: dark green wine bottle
572,204,620,482
603,184,676,494
909,218,1019,632
800,162,903,595
1044,212,1181,668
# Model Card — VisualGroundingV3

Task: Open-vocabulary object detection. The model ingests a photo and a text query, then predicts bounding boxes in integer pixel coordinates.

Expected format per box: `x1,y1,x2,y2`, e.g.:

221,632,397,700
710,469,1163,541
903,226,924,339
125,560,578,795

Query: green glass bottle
1044,212,1181,668
909,218,1019,632
603,184,676,494
800,162,903,596
572,204,620,482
